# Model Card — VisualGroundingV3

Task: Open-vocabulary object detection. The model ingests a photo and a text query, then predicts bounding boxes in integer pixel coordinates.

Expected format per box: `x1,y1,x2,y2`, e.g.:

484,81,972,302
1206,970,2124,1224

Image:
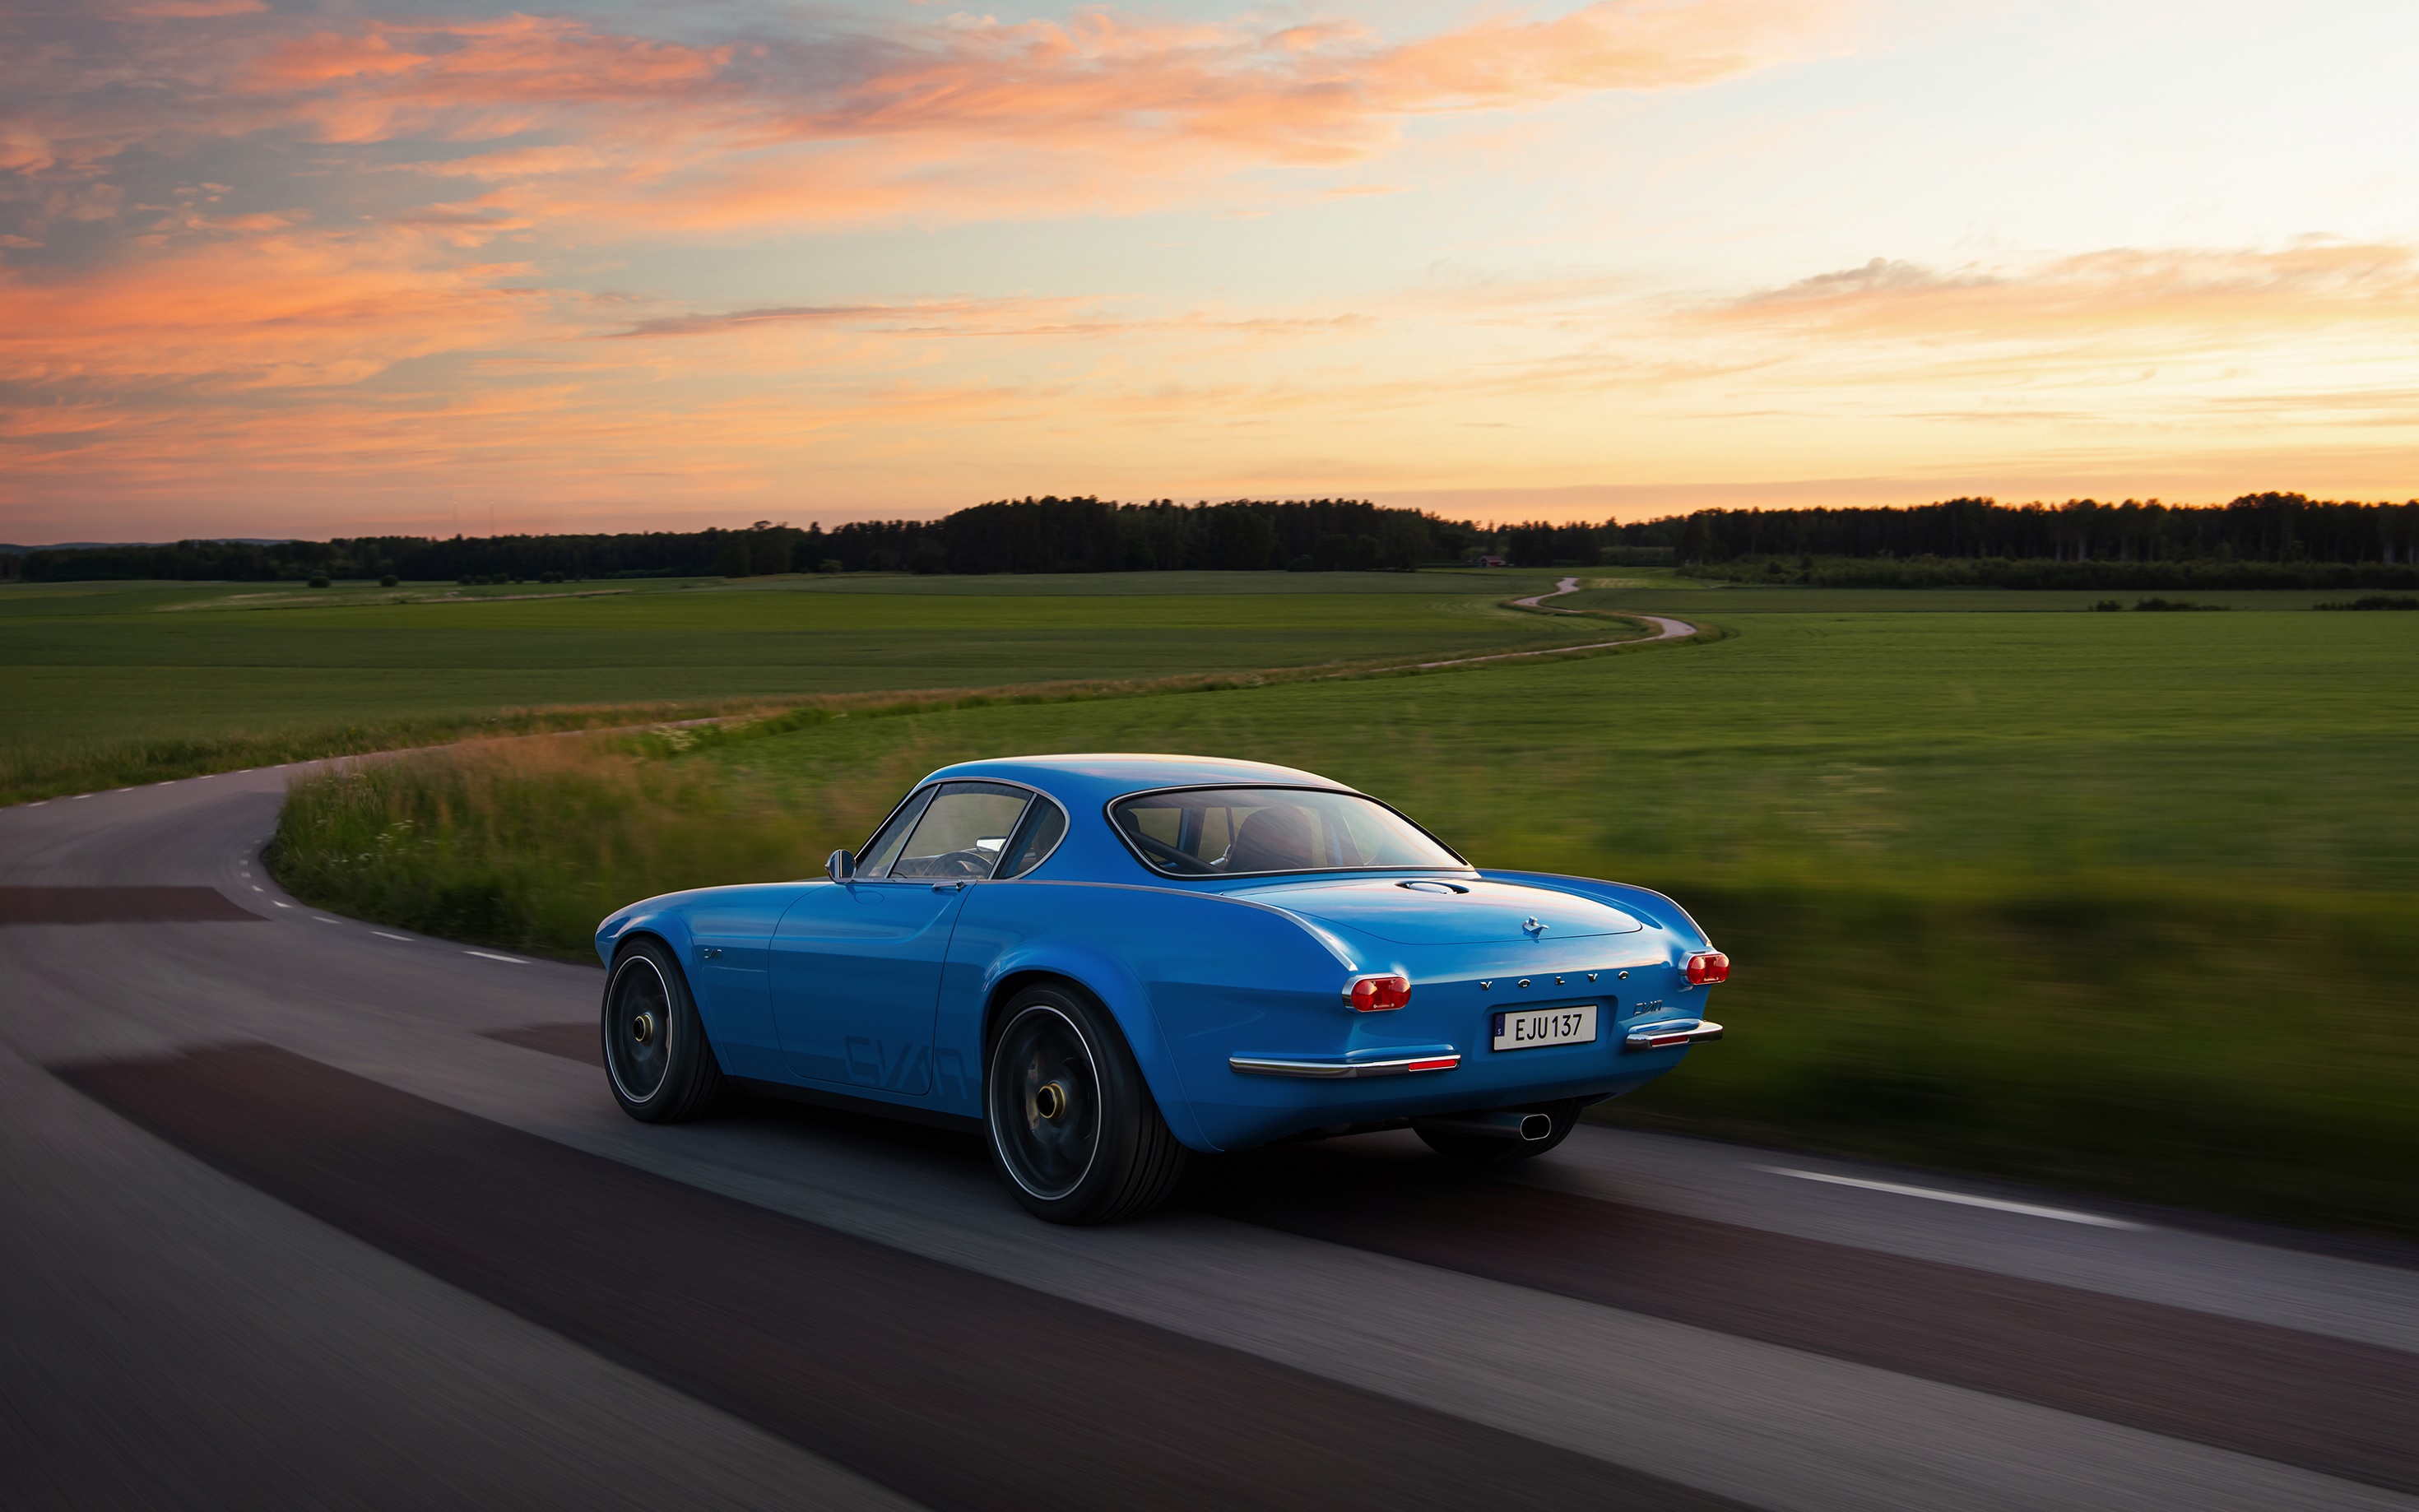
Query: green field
0,570,1602,800
270,582,2419,1236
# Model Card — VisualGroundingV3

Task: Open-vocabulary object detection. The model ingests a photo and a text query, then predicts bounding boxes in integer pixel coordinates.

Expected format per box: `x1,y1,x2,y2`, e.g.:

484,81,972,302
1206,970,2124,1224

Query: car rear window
1110,787,1462,877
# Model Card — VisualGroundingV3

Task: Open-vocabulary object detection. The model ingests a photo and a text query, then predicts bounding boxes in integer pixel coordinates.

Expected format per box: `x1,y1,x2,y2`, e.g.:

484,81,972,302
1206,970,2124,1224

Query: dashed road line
373,931,413,943
466,949,527,964
1757,1166,2147,1229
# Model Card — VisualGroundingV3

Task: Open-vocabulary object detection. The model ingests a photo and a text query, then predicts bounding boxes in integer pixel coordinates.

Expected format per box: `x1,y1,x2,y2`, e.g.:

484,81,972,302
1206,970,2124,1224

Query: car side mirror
826,849,855,881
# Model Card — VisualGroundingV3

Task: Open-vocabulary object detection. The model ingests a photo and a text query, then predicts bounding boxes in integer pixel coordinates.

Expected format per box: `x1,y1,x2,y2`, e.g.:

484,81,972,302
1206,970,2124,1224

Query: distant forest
5,491,2415,589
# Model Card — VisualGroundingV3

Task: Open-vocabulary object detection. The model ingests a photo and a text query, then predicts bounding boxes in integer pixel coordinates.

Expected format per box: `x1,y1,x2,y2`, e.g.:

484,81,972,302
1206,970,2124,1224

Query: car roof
919,753,1351,806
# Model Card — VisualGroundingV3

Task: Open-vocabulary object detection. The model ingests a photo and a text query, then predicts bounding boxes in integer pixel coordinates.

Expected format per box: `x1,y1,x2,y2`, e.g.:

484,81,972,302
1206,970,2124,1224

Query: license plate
1491,1004,1598,1051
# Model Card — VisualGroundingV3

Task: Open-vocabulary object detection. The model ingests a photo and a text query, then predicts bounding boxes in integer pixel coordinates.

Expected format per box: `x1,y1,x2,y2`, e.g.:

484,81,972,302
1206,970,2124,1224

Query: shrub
308,575,332,588
2132,597,2224,611
380,574,399,587
2317,595,2419,610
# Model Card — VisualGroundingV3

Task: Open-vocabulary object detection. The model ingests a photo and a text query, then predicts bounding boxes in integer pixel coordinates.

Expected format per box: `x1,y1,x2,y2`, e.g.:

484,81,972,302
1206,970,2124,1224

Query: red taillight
1684,952,1730,986
1345,973,1412,1012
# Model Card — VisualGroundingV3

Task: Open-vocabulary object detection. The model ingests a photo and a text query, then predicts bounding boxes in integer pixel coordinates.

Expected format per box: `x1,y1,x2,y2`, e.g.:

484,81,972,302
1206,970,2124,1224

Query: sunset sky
3,0,2415,541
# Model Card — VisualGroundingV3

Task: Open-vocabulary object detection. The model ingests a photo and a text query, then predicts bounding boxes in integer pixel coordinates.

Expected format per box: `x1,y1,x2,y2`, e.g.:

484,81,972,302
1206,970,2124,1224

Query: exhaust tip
1413,1108,1559,1143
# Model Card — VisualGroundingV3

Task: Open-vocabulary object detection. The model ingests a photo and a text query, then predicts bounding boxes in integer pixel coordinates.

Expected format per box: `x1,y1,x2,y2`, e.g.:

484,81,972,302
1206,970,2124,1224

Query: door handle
931,882,968,893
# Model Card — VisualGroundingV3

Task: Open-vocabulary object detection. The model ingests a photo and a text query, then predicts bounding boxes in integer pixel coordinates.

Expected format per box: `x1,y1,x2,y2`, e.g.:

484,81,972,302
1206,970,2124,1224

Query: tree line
1660,494,2419,566
0,499,1490,582
3,490,2412,585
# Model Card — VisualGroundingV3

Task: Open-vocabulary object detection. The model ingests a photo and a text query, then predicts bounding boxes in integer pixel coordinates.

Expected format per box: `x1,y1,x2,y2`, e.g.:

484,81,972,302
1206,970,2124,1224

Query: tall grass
1627,884,2418,1236
0,700,772,807
270,737,865,954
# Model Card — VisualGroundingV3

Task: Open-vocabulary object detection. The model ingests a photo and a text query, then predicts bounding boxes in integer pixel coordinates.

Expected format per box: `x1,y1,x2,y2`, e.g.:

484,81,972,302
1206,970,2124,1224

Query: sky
3,0,2416,540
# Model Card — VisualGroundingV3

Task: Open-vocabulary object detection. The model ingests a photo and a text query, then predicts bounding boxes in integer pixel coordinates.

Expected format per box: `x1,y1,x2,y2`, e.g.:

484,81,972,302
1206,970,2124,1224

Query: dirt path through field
1406,576,1700,670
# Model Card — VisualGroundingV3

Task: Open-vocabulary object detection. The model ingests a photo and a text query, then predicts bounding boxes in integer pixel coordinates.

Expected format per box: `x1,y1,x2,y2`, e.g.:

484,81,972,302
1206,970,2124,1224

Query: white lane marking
467,949,527,964
373,931,412,942
28,800,44,807
313,916,341,924
272,901,292,909
250,885,262,893
1757,1166,2148,1230
72,794,91,800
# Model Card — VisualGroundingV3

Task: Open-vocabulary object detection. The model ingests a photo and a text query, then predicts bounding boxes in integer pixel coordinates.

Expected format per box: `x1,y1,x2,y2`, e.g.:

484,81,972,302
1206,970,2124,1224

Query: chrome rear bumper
1228,1051,1461,1078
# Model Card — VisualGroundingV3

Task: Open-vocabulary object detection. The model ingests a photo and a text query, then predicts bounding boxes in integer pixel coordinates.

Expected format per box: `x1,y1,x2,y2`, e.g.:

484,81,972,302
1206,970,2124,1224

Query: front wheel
1415,1098,1585,1164
984,984,1187,1224
602,938,729,1123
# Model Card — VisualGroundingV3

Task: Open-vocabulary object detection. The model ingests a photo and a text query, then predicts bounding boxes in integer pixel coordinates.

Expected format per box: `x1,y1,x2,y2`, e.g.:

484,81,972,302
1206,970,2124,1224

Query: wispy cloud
1710,243,2419,346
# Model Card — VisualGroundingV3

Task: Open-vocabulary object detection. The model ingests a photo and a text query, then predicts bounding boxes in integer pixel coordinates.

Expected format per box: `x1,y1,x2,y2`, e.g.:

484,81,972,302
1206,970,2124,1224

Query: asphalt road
4,770,2416,1511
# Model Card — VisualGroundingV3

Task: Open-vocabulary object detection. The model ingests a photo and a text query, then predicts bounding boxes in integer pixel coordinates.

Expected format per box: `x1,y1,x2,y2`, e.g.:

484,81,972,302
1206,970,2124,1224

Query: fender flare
973,939,1216,1151
597,899,701,967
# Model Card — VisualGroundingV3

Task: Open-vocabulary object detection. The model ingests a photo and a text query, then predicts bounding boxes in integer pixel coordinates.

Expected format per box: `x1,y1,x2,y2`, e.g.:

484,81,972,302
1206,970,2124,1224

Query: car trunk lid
1237,877,1645,945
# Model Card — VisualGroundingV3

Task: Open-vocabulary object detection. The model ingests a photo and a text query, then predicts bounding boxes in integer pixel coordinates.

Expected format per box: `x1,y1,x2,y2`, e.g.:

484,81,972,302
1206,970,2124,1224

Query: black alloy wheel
983,983,1186,1224
1414,1097,1586,1164
602,937,729,1123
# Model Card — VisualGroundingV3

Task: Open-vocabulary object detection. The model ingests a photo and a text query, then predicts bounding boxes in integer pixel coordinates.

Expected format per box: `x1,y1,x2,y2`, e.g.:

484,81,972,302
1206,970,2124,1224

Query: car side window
996,798,1068,878
887,782,1032,879
855,786,936,879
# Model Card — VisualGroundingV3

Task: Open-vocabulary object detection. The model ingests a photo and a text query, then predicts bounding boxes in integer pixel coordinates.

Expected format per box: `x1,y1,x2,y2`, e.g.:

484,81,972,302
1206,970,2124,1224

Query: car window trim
858,777,1070,883
1101,782,1472,880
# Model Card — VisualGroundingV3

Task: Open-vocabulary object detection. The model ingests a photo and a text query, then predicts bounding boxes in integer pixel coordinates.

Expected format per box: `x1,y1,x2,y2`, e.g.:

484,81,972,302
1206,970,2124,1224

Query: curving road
4,771,2417,1510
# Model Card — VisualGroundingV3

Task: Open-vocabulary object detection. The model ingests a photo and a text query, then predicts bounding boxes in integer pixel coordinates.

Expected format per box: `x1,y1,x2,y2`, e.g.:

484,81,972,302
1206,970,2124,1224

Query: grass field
0,569,1596,800
271,587,2419,1236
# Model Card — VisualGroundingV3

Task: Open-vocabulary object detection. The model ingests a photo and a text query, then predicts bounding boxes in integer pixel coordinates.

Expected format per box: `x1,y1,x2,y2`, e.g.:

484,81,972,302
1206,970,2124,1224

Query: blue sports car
595,754,1728,1223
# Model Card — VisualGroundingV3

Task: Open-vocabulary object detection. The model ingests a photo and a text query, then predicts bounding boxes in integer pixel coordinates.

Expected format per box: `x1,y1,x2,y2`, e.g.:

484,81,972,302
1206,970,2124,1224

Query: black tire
983,983,1187,1224
1415,1098,1586,1165
602,937,728,1123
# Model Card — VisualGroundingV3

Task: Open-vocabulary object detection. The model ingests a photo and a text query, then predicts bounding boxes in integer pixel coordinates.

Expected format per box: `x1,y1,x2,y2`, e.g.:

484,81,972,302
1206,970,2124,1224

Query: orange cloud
185,2,1842,233
114,0,266,16
0,225,559,393
1711,243,2419,346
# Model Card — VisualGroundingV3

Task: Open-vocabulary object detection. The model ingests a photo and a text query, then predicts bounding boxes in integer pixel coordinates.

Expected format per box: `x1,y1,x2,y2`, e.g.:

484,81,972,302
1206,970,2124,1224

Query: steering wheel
895,850,991,879
1126,830,1209,873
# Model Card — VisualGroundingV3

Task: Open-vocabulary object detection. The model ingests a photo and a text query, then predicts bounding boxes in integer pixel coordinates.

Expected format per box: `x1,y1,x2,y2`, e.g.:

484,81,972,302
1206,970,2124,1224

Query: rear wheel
603,938,728,1123
1415,1098,1585,1164
984,983,1187,1224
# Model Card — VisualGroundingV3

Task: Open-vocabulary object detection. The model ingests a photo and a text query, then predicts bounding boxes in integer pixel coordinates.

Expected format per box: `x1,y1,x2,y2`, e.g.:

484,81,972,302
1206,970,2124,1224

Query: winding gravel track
3,764,2416,1510
1404,575,1700,670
